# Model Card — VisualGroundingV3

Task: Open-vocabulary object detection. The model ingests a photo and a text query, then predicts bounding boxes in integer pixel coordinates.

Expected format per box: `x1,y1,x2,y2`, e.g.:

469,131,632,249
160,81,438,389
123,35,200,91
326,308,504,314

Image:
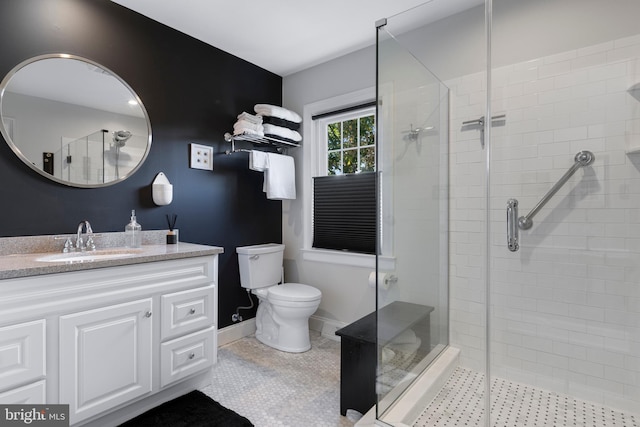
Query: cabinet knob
188,353,195,360
189,308,196,315
144,311,152,318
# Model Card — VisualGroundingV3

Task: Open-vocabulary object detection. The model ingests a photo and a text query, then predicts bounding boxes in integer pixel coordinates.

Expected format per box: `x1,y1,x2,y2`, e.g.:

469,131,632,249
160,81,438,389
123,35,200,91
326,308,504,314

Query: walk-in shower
374,1,640,426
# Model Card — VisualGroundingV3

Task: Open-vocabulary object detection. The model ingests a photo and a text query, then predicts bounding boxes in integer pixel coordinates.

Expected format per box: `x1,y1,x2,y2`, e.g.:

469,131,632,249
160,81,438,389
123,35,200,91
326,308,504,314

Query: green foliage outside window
327,113,375,175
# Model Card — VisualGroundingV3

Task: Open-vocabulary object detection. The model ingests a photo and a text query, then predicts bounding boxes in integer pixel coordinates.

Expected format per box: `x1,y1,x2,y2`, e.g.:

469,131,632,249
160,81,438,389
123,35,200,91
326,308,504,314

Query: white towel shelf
223,132,300,153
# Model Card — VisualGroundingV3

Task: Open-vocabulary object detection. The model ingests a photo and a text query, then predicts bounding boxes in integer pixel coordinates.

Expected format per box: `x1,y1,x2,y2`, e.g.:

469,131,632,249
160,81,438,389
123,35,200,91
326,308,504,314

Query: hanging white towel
265,153,296,200
249,150,268,172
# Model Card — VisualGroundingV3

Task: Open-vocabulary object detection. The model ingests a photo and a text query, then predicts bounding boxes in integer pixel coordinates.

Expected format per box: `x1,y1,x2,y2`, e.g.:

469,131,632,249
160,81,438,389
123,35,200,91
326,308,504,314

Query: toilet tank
236,243,285,289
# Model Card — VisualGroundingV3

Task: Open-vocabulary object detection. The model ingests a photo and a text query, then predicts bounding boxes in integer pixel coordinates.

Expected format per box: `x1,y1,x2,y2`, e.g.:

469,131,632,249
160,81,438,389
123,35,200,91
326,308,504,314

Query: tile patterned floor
201,331,357,427
201,334,638,427
413,367,639,427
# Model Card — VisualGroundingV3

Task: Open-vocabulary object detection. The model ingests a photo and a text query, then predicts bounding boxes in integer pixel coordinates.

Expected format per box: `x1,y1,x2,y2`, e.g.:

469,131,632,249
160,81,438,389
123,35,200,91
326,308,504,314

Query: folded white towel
381,347,396,365
265,153,296,200
263,123,302,142
391,329,417,345
233,127,264,137
233,120,263,133
254,104,302,123
249,150,268,172
237,111,263,124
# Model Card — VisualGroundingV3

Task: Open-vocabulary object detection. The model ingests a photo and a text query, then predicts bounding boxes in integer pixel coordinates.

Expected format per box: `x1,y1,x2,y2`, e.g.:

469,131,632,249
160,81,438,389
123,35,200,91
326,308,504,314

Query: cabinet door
59,299,153,425
0,380,46,404
0,319,45,392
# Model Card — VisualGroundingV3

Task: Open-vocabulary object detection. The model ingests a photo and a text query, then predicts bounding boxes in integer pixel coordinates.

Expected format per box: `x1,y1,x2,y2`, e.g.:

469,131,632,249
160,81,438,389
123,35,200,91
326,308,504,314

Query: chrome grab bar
518,150,595,230
507,199,519,252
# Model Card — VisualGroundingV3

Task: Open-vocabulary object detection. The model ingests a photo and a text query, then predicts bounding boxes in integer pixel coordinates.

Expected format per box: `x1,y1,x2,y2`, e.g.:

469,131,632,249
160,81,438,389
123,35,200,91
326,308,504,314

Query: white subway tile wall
448,33,640,413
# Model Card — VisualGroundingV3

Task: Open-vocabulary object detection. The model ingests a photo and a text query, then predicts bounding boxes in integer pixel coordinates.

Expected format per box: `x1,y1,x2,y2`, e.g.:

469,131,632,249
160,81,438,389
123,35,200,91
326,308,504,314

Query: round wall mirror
0,54,152,187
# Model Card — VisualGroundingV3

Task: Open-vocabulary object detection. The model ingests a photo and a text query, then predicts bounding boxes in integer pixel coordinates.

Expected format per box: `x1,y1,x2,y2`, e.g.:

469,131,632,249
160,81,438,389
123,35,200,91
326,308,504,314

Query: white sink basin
36,248,143,263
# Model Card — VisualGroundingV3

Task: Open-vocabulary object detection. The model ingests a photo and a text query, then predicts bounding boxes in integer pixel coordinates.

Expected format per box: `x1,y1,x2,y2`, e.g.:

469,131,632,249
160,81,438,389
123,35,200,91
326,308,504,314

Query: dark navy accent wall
0,0,280,327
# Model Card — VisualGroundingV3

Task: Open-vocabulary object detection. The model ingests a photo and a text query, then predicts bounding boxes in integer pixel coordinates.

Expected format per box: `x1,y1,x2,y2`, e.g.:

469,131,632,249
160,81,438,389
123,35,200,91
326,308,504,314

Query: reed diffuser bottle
166,214,178,244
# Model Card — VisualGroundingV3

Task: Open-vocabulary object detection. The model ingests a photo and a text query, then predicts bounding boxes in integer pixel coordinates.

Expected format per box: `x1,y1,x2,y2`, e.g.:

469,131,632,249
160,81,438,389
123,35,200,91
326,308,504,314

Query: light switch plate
189,143,213,170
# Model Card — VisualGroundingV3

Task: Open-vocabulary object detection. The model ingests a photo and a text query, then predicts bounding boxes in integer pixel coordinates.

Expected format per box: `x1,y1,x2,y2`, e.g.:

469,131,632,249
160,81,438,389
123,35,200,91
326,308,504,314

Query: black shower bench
335,301,434,416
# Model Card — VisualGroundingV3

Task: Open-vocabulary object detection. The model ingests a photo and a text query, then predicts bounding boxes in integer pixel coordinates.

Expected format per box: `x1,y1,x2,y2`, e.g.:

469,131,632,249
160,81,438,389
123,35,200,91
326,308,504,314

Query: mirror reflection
0,54,152,187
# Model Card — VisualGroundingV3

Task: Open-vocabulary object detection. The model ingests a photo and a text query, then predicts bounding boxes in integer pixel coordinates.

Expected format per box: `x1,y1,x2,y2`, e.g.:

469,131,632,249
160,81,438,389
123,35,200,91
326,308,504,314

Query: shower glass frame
375,8,456,420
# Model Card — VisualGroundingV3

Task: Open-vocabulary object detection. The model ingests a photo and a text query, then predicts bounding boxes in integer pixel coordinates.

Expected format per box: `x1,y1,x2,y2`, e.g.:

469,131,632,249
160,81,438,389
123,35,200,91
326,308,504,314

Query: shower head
402,124,435,141
112,130,132,148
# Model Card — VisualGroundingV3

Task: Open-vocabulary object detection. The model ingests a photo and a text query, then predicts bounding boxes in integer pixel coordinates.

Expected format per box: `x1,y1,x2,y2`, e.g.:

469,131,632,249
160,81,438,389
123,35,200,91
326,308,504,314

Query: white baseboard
309,315,346,342
217,318,256,347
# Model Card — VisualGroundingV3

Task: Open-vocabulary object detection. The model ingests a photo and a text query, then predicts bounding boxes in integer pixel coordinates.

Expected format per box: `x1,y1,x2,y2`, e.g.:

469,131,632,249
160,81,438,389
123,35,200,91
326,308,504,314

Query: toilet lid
268,283,321,302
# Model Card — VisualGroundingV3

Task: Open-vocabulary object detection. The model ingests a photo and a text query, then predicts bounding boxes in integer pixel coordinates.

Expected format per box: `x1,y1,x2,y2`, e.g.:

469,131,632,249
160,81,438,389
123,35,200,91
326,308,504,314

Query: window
312,106,376,254
326,111,375,175
300,87,394,269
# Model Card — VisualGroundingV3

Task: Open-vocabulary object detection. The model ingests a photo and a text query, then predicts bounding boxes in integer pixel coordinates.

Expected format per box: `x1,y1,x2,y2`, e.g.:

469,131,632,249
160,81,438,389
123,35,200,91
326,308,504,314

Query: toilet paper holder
368,271,398,290
385,274,398,286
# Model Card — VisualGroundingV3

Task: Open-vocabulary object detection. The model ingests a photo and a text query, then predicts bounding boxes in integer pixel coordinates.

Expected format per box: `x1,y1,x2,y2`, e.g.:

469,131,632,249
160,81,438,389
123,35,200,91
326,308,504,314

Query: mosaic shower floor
200,331,357,427
413,367,638,427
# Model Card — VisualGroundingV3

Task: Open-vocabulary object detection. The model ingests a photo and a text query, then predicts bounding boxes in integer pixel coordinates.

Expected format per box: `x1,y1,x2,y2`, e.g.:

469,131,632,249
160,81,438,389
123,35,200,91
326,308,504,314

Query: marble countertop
0,231,223,280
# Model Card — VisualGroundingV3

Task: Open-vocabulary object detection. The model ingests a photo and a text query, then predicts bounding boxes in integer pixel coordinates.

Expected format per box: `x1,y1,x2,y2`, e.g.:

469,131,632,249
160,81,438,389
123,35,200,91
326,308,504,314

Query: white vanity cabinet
0,251,219,427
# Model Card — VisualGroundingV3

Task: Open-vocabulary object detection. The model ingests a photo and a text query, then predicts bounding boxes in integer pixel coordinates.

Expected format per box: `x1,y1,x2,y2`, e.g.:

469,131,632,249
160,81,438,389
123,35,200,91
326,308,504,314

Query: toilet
237,243,321,353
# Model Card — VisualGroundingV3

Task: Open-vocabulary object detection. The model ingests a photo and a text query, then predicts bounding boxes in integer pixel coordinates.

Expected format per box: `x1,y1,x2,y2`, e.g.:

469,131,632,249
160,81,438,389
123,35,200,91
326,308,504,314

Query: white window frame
300,87,394,270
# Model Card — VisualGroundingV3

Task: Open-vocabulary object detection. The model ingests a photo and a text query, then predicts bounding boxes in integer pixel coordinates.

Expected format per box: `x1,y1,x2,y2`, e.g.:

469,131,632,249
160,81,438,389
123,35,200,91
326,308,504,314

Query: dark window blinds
313,172,376,254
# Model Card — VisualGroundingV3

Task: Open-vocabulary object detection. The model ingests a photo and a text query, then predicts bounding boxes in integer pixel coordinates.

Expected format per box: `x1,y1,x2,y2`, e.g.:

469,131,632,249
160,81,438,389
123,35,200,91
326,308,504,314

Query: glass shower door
376,11,452,420
60,129,106,185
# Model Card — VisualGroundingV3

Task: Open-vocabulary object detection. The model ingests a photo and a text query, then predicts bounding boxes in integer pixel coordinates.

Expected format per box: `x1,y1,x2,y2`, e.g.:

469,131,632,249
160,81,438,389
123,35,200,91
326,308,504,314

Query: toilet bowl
237,244,321,353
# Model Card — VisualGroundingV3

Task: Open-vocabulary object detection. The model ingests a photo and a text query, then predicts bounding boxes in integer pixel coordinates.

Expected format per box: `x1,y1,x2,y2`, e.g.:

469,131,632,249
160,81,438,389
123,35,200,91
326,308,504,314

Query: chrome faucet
76,220,95,251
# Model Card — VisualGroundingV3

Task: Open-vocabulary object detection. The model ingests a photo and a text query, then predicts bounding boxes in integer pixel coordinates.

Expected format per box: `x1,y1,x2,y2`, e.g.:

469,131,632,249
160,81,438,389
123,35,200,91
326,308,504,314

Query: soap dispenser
125,209,142,248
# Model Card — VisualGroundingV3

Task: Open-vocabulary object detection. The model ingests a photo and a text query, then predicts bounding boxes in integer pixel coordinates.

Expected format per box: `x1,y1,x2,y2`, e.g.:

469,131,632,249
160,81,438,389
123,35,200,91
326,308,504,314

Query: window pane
359,115,375,147
360,147,375,172
327,122,341,150
328,151,341,175
343,119,357,149
343,149,357,174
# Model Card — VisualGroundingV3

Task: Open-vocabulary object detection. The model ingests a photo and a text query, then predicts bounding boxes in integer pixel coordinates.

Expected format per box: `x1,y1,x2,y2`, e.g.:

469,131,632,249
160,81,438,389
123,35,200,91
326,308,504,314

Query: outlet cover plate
189,143,213,170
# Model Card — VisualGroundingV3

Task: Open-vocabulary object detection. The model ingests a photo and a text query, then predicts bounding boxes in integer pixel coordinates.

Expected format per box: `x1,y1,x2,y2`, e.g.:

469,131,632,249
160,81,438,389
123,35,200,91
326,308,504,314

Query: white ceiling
110,0,484,76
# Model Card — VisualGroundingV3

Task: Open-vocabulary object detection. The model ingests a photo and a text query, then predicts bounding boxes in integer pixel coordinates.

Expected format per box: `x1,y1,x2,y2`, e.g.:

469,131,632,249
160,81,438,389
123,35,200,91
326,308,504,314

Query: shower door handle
507,199,519,252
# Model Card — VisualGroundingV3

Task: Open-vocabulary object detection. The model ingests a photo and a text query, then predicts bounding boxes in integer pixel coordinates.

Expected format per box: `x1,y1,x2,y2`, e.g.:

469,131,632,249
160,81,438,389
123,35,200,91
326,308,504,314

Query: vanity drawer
161,285,215,340
0,320,46,391
0,380,46,404
160,326,216,387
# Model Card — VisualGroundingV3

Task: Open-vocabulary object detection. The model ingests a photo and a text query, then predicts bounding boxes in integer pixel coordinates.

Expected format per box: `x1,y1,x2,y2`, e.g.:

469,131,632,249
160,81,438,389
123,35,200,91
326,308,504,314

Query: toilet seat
267,283,321,302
